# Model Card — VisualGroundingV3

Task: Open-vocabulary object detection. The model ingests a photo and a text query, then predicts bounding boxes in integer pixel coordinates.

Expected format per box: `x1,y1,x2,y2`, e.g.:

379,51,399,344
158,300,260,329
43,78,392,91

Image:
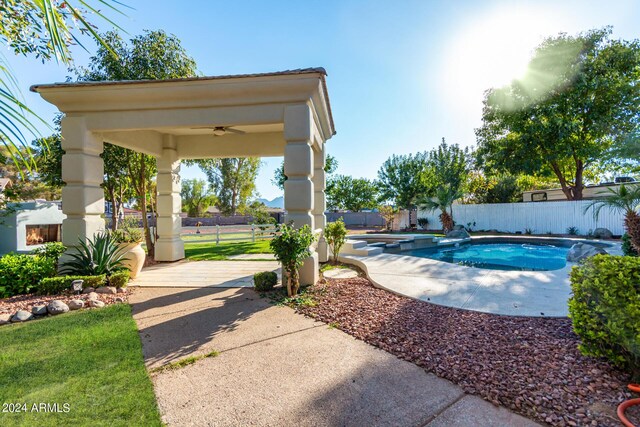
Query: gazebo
31,68,336,285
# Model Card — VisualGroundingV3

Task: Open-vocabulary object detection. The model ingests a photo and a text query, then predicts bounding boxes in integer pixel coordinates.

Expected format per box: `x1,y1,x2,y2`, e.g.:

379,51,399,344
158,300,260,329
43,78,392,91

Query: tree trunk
138,157,154,258
440,210,454,233
625,210,640,253
107,186,118,230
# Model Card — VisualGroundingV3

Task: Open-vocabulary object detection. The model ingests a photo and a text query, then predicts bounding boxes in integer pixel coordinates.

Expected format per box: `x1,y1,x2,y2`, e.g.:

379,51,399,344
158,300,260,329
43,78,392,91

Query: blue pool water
404,243,569,271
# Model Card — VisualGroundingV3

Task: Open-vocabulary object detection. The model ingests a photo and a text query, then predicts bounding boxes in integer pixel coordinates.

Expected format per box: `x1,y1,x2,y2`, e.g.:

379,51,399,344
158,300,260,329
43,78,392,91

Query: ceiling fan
190,125,246,136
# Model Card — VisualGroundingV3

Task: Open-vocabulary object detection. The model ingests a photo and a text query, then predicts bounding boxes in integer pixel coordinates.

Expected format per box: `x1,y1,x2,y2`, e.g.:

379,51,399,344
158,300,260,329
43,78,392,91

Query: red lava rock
297,277,633,427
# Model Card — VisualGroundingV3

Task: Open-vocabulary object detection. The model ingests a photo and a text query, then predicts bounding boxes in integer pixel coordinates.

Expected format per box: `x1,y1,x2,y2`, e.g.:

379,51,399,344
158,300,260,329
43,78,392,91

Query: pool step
341,239,384,256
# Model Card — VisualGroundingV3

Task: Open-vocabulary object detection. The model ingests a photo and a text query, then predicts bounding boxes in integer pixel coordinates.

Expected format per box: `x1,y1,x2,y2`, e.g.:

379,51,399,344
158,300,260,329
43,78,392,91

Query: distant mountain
256,196,284,209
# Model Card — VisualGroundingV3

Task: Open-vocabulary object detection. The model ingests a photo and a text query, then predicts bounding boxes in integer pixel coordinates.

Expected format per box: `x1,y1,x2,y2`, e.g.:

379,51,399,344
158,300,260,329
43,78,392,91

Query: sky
9,0,640,201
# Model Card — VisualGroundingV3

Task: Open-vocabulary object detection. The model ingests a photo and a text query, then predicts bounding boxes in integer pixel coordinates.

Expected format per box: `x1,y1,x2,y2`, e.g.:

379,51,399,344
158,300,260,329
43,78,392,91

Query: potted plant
112,217,146,278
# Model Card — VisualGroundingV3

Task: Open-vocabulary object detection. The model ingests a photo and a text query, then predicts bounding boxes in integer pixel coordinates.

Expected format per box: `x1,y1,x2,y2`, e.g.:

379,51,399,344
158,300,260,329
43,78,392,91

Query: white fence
417,200,625,235
181,224,278,244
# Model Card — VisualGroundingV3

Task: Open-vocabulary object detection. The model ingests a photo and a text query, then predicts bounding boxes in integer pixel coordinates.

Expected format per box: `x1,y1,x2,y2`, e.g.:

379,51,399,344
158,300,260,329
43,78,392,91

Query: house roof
30,68,335,135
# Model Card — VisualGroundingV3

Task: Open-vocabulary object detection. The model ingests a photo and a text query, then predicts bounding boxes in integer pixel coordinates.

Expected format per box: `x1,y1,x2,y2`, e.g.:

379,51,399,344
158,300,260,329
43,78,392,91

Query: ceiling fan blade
190,126,216,129
226,128,246,135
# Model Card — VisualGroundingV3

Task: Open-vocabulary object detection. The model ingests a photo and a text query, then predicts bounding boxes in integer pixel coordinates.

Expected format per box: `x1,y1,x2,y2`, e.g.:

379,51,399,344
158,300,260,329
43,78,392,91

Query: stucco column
284,104,318,285
154,137,185,261
60,116,104,248
313,144,328,262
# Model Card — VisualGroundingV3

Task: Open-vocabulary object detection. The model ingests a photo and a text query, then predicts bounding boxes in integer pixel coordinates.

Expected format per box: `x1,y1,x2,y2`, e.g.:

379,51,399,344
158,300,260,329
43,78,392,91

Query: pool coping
340,236,622,318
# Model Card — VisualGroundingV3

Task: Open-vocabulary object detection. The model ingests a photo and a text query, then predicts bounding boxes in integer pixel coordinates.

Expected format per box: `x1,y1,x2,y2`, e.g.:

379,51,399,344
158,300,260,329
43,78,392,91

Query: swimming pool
403,242,569,271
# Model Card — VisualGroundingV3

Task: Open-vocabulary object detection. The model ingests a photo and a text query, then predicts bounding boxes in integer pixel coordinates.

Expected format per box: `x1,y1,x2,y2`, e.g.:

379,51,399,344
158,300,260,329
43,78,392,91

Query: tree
269,223,316,297
75,29,198,255
272,154,338,190
103,143,133,230
190,158,261,215
475,28,640,200
326,175,378,211
418,185,462,232
377,152,430,209
584,185,640,252
378,205,398,231
0,1,126,170
181,179,216,217
324,218,347,264
428,138,469,194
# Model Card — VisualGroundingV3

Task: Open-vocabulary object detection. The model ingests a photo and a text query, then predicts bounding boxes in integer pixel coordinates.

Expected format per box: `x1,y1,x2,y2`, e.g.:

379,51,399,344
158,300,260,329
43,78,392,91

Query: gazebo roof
31,68,335,136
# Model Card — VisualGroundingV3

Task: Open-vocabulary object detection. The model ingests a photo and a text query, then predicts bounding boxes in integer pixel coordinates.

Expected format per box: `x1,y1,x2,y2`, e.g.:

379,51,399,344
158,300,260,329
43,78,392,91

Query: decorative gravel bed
298,277,635,427
0,289,130,317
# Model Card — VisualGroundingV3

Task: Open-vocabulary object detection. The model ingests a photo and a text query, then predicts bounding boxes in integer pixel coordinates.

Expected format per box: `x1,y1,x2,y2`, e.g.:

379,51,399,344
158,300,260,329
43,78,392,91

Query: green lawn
0,305,161,427
181,232,273,242
184,240,273,261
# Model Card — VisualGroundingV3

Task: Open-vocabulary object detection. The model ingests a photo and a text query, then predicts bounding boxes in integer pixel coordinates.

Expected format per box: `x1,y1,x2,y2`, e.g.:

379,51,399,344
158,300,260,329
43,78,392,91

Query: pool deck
340,237,622,317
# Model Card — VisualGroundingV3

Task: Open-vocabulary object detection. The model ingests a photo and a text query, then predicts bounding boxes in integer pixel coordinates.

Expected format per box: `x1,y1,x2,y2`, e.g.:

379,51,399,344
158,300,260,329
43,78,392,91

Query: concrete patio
131,260,280,288
130,286,540,426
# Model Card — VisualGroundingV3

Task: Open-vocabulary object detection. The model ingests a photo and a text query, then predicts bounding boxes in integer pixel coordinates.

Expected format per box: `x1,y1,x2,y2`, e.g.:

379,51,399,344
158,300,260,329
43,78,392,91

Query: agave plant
584,184,640,253
60,232,126,276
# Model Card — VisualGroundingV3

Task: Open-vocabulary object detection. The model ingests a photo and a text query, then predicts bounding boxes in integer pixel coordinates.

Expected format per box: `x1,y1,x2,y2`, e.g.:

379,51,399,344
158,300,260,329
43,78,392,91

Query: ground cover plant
0,304,161,426
297,276,634,426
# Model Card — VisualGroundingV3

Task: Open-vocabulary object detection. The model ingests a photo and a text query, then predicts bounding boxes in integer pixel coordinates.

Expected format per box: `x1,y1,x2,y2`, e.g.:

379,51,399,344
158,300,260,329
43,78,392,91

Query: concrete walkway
130,287,539,426
131,260,280,288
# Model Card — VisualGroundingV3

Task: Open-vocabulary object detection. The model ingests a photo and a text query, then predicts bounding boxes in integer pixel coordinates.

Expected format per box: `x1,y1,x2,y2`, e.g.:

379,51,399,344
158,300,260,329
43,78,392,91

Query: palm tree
1,1,127,171
584,185,640,252
418,185,462,233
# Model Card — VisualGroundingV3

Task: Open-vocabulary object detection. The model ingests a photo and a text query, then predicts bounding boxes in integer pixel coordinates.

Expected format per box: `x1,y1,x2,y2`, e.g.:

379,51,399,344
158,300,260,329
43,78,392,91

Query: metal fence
417,200,625,235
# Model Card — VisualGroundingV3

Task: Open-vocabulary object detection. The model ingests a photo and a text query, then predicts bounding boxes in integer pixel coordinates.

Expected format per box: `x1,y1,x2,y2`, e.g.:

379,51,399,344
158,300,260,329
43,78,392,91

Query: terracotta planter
118,242,146,278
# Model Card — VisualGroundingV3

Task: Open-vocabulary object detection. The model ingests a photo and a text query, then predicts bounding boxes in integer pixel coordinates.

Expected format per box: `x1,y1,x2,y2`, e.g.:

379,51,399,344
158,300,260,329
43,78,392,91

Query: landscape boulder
89,300,105,308
47,300,69,315
11,310,33,322
68,300,84,310
31,305,48,316
86,292,99,301
593,228,613,239
452,224,466,231
0,313,11,325
96,286,117,295
446,229,471,239
566,243,607,263
82,287,95,294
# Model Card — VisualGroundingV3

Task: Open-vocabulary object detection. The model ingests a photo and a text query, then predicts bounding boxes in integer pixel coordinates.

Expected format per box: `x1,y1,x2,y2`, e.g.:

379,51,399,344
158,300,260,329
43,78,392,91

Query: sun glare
442,6,560,103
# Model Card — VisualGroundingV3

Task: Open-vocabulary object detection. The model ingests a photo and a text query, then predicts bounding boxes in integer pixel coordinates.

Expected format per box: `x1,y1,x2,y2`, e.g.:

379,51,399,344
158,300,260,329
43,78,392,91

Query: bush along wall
569,255,640,380
0,254,57,298
37,275,107,295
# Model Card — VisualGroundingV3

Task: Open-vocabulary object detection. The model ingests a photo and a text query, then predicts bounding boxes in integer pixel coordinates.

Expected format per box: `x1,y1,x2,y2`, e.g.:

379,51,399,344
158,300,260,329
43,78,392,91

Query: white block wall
417,201,625,235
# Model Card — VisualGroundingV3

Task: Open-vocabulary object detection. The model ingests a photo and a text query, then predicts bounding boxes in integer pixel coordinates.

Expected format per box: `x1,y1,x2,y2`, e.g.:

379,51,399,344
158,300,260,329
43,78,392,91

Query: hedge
569,254,640,379
0,253,57,298
37,275,106,296
108,270,130,288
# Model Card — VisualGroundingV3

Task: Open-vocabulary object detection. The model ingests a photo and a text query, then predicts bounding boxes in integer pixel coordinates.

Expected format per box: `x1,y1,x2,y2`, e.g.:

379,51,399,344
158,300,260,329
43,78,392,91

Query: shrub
569,255,640,379
269,223,316,297
37,275,106,295
622,233,639,256
60,232,126,276
417,217,429,229
567,226,579,235
253,271,277,292
325,218,347,264
31,242,66,262
108,270,130,288
112,217,143,244
0,253,57,298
